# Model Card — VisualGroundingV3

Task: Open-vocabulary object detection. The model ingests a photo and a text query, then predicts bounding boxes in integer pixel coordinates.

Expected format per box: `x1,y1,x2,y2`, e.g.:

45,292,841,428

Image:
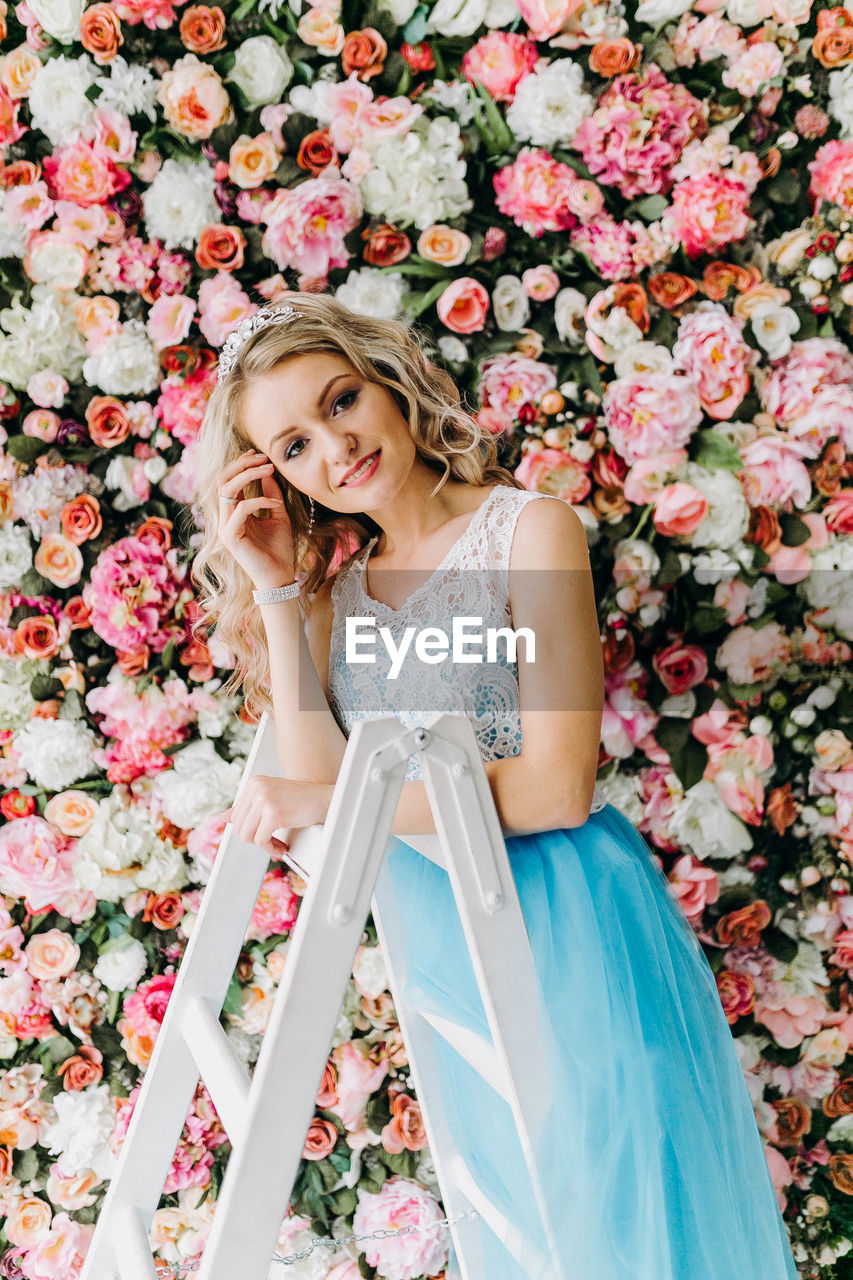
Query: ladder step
415,1008,510,1105
182,996,251,1144
116,1203,160,1280
448,1154,553,1279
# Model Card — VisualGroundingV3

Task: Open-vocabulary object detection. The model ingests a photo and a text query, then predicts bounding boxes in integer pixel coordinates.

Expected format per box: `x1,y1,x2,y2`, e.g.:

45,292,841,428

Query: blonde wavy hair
187,290,523,722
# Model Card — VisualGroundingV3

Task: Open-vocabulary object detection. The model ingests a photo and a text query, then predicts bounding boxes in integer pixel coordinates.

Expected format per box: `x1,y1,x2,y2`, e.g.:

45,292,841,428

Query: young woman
191,294,800,1280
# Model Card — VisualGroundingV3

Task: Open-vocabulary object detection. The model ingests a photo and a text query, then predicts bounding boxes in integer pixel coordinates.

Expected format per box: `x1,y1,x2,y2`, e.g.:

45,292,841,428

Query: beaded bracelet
252,581,301,604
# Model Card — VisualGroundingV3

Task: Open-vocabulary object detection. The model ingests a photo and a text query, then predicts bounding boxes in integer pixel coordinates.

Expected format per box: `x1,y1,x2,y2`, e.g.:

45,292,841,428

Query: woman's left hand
222,776,333,860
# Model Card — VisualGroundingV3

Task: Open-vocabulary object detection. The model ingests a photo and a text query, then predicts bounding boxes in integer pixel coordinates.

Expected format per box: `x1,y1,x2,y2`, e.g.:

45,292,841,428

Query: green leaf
578,351,602,399
692,603,728,636
470,78,513,155
404,277,451,320
778,512,811,548
31,674,65,701
765,171,800,206
624,194,668,222
5,434,47,463
762,925,799,964
691,429,743,472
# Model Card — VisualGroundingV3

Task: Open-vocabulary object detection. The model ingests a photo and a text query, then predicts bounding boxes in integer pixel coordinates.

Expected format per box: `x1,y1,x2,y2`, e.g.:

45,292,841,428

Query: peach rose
771,1097,811,1146
45,1166,101,1211
417,224,471,266
79,3,123,64
715,969,755,1025
652,482,708,537
195,223,246,271
25,928,80,979
228,132,279,189
814,728,853,770
44,789,99,837
85,395,132,448
381,1093,428,1154
22,408,60,442
647,272,697,309
362,223,411,266
5,1196,52,1247
436,277,489,333
74,294,121,340
823,1078,853,1118
57,1045,104,1091
34,533,83,588
829,1151,853,1195
179,3,226,53
297,128,338,175
716,899,771,947
521,264,559,300
297,7,345,55
0,44,42,97
14,614,60,660
142,891,185,930
589,38,641,76
702,260,759,300
302,1117,338,1160
156,53,233,141
341,27,387,80
813,26,853,66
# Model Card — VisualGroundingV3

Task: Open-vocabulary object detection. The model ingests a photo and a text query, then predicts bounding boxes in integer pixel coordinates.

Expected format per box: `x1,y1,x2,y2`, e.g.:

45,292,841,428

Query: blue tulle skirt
380,801,800,1280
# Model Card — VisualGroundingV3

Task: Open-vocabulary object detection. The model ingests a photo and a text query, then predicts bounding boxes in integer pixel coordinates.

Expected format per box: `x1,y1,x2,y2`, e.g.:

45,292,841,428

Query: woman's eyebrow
268,374,352,449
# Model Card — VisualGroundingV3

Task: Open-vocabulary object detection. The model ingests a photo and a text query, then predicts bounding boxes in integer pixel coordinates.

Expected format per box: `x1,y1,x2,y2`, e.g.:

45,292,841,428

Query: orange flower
702,260,760,300
765,783,798,836
589,38,641,76
135,515,174,550
61,493,103,545
117,646,151,677
296,129,338,175
85,395,131,448
362,223,411,266
302,1117,338,1160
746,504,782,553
63,596,93,630
817,5,853,30
341,27,387,81
829,1151,853,1195
58,1046,104,1091
79,3,124,64
813,26,853,66
417,224,471,266
716,899,772,947
15,614,60,660
771,1097,811,1146
179,3,226,53
823,1077,853,1118
611,282,650,333
228,132,279,190
195,223,246,272
34,533,83,588
647,272,697,309
2,160,40,187
142,891,186,930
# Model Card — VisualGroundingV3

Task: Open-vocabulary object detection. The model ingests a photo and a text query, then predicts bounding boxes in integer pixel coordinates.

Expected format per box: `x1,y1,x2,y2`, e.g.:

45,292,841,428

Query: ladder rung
415,1008,510,1105
448,1154,553,1279
116,1203,160,1280
182,996,251,1144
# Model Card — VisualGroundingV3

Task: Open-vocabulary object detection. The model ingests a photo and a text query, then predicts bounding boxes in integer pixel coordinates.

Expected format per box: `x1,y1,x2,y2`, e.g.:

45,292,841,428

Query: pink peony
653,482,708,537
18,1212,94,1280
461,31,538,103
477,352,557,426
197,271,255,347
156,365,216,447
753,995,827,1049
672,302,752,419
85,675,198,784
145,293,196,351
601,660,660,759
493,147,579,238
82,535,179,654
761,337,853,457
261,169,362,278
809,139,853,215
0,817,78,915
245,868,298,941
329,1041,388,1131
435,277,490,334
327,75,374,154
602,372,703,465
668,853,719,922
716,621,793,686
573,64,705,199
0,82,28,148
515,446,591,503
662,172,752,257
109,0,187,28
352,1176,450,1280
42,139,131,208
738,436,813,511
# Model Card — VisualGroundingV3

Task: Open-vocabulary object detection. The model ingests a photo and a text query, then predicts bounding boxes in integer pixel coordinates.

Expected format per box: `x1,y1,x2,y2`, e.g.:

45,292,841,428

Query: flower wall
2,0,853,1273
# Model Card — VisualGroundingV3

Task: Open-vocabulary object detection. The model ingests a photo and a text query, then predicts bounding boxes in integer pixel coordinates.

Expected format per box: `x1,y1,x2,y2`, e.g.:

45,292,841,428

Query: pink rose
668,853,719,922
478,351,557,424
145,293,196,351
522,264,560,300
197,271,254,347
436,277,490,334
352,1177,450,1280
25,929,80,981
652,482,708,537
0,817,77,915
515,0,580,39
653,641,709,695
603,372,703,465
672,302,752,420
17,1210,94,1280
461,30,538,103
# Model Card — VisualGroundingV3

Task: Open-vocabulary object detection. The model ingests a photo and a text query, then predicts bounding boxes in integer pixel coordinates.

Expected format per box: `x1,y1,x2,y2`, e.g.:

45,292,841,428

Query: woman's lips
341,449,381,487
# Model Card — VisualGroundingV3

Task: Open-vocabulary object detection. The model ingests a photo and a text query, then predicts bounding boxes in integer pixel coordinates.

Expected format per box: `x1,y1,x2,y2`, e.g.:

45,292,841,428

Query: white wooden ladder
80,710,567,1280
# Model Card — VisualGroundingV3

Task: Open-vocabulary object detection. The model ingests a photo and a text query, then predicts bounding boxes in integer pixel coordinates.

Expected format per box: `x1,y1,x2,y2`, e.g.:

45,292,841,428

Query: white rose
669,779,753,860
150,739,243,830
725,0,763,23
376,0,418,21
613,342,674,379
26,235,88,290
334,267,406,319
634,0,693,22
612,537,661,576
553,287,587,346
437,335,468,363
0,521,33,589
12,718,100,792
82,319,161,396
41,1085,117,1180
352,946,389,1000
749,303,800,360
27,0,85,41
228,36,293,108
93,938,148,992
807,255,838,281
492,275,530,332
427,0,489,35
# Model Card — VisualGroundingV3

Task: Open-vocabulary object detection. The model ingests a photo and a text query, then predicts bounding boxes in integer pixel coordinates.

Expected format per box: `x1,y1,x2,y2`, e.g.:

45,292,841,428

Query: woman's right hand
216,449,298,589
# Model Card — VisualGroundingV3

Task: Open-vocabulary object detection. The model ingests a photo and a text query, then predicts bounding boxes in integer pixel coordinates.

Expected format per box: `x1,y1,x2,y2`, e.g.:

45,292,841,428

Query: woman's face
240,351,417,513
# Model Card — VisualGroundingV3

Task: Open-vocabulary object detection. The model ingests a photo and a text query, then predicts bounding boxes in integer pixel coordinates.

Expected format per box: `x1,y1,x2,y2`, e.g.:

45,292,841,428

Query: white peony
0,522,33,590
678,463,750,550
27,53,97,147
749,303,800,360
800,538,853,639
359,117,472,231
506,59,594,150
27,236,89,291
41,1085,117,1180
227,35,293,108
0,285,88,389
27,0,85,42
376,0,419,21
94,54,159,121
141,157,220,251
634,0,693,20
12,718,100,792
334,267,407,319
73,789,188,902
0,658,44,731
829,64,853,138
93,938,148,993
0,192,28,259
427,0,489,36
352,946,389,1000
150,739,243,830
771,940,829,1001
595,771,645,825
613,342,675,379
82,319,161,396
492,275,530,332
668,779,753,860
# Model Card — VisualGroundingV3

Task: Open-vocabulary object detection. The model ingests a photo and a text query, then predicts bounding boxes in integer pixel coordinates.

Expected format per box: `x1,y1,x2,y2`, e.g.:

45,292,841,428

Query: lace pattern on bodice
327,485,606,813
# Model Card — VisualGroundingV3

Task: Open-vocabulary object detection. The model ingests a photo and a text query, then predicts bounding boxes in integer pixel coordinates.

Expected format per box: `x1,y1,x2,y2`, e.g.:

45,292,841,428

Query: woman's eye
284,438,305,461
333,389,358,414
281,390,358,462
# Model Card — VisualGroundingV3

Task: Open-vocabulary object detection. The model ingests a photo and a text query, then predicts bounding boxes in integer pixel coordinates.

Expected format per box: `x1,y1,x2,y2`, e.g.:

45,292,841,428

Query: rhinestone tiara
216,303,303,384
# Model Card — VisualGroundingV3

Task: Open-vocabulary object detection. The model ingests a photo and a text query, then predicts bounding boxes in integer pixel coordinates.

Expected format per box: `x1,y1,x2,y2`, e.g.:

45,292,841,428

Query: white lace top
327,483,606,813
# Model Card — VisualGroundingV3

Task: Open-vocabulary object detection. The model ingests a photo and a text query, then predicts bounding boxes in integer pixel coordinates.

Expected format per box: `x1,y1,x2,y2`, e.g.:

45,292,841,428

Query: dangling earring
307,497,315,538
